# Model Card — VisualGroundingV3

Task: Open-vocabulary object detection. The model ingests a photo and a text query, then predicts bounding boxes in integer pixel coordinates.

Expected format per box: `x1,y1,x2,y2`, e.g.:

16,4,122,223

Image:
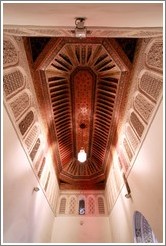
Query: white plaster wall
3,106,55,243
108,100,163,243
3,3,163,27
51,216,112,243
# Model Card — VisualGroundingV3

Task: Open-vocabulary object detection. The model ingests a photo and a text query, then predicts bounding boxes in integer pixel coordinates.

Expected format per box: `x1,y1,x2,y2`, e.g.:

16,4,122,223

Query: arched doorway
133,211,158,243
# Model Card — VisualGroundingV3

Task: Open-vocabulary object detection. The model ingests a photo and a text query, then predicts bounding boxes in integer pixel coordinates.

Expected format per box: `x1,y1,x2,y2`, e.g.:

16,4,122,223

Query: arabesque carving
3,39,18,67
139,71,162,102
146,40,163,71
133,93,154,122
9,91,30,119
3,69,25,98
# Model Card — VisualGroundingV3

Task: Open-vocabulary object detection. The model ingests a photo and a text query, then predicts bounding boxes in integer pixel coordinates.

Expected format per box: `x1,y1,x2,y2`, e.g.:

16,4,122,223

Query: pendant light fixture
78,123,87,163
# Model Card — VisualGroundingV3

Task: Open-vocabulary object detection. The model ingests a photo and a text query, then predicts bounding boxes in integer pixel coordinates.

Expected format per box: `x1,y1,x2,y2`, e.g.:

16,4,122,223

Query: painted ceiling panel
29,37,135,189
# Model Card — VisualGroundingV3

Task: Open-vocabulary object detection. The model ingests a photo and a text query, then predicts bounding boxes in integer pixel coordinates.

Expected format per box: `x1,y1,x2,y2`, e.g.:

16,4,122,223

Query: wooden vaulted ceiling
27,37,137,190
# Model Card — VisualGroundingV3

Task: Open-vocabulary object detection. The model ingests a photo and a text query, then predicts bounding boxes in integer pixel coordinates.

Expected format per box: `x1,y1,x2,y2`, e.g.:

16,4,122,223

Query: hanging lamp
77,123,87,163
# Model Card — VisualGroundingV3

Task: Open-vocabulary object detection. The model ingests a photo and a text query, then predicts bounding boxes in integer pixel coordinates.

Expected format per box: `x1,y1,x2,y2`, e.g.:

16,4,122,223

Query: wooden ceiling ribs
30,37,133,189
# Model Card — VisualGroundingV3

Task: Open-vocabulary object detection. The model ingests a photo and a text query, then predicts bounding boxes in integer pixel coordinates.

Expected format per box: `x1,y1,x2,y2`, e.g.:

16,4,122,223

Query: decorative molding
4,25,162,38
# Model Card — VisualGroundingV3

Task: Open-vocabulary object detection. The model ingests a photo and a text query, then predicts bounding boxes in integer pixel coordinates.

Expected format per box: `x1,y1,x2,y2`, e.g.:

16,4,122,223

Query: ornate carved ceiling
29,37,134,189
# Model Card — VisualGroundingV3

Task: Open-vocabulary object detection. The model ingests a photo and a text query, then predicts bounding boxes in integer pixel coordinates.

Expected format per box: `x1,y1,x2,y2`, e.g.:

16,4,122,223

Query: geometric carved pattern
18,110,34,135
9,91,30,119
68,197,77,214
25,124,40,150
142,216,154,243
44,171,50,192
34,157,42,174
133,93,154,122
106,38,163,215
117,156,123,171
111,170,119,204
88,196,95,214
3,39,18,67
130,112,145,138
146,40,163,71
59,197,67,214
3,36,59,217
98,197,105,214
139,71,162,102
118,148,129,173
126,124,140,152
123,138,133,161
38,157,46,179
106,167,120,211
134,211,158,243
29,138,41,161
3,69,25,98
134,211,142,242
57,193,106,216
